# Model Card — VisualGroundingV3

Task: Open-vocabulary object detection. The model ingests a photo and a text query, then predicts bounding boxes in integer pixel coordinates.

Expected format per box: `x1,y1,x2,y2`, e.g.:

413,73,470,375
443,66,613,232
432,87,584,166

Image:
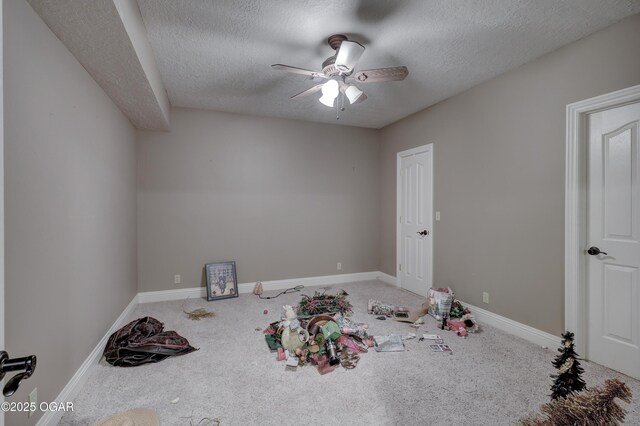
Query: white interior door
586,101,640,380
397,145,433,296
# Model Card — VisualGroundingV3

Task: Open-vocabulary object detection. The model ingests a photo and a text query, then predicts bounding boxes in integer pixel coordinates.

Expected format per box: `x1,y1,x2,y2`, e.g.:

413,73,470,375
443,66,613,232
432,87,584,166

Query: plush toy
282,305,297,322
461,314,479,333
447,320,467,337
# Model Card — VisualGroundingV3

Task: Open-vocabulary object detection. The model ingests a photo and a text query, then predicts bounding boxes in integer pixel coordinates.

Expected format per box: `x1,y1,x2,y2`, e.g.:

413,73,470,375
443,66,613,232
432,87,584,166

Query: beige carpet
60,280,640,425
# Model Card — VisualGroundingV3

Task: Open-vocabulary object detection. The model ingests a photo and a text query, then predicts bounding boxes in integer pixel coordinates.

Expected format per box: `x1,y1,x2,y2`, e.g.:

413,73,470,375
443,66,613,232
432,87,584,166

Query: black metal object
325,340,340,366
0,351,37,397
417,230,429,236
587,246,608,256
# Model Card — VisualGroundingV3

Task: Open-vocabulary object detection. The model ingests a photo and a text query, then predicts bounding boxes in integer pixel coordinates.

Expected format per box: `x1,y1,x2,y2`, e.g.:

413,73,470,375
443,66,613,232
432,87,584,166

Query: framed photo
205,261,238,301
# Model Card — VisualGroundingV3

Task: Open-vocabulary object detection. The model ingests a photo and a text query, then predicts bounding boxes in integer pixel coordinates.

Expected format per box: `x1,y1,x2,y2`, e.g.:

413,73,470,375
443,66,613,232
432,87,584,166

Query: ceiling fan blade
271,64,327,79
348,66,409,83
290,84,323,99
335,40,365,73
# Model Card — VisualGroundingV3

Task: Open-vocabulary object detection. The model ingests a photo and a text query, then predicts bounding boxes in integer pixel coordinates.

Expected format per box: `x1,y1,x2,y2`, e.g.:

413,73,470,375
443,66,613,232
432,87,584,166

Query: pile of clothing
104,317,197,367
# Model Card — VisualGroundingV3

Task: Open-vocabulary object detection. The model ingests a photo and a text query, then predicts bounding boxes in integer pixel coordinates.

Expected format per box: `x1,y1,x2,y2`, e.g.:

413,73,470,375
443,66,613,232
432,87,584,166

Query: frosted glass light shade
344,85,363,104
319,79,339,107
319,94,335,107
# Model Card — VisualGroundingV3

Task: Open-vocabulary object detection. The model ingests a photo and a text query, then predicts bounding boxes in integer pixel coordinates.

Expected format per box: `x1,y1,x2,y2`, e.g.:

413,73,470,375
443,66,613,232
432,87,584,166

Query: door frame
565,84,640,357
396,143,434,291
1,0,5,423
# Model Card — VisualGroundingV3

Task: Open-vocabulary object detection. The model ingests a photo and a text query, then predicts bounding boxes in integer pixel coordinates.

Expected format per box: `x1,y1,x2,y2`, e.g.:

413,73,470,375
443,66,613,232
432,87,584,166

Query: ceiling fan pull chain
335,92,346,121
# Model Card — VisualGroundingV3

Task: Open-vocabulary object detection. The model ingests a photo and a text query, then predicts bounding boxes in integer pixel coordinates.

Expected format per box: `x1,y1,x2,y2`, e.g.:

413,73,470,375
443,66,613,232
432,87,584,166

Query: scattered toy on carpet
367,299,410,318
181,299,215,320
446,313,478,336
183,308,215,321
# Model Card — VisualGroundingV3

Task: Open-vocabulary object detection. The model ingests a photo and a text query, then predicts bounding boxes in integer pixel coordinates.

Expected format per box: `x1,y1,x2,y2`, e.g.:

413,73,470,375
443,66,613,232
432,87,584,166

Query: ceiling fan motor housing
327,34,348,50
322,34,351,77
321,56,339,77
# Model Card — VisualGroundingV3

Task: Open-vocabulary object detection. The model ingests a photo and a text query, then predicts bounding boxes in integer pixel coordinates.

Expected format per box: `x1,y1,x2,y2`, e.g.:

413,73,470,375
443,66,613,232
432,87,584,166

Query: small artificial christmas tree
549,331,587,400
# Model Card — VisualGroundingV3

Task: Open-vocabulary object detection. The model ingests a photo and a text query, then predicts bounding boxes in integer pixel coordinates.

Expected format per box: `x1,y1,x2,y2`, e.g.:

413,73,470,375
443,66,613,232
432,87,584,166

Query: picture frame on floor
205,261,238,301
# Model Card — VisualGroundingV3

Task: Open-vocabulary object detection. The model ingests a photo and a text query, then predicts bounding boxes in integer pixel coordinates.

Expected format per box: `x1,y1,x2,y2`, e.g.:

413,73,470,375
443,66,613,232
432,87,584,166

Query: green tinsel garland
297,290,353,316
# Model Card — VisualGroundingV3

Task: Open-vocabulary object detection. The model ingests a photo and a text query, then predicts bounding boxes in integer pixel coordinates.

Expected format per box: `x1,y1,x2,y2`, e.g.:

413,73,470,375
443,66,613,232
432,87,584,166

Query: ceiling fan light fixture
344,84,364,104
319,79,339,107
273,34,408,116
318,94,335,107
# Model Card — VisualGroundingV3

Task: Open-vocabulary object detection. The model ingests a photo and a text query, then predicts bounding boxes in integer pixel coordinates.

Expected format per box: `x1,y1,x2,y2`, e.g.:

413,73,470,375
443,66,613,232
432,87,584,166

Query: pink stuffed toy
448,320,467,337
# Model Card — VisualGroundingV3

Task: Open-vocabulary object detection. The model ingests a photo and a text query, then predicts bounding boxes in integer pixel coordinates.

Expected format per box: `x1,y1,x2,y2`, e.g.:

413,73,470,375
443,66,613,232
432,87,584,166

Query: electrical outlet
29,388,37,418
337,262,342,271
174,275,181,285
483,292,490,304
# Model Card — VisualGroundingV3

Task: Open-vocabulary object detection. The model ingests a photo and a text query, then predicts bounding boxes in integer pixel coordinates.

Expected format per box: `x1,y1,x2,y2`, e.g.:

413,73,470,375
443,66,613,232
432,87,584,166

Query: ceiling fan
272,34,408,110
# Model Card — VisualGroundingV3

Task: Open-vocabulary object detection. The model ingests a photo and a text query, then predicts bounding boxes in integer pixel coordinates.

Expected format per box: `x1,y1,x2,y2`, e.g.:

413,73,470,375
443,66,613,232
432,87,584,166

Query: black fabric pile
104,317,197,367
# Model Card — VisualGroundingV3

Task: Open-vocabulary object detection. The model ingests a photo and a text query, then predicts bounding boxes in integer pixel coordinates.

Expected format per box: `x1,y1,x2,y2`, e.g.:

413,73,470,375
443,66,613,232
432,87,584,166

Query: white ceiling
30,0,640,130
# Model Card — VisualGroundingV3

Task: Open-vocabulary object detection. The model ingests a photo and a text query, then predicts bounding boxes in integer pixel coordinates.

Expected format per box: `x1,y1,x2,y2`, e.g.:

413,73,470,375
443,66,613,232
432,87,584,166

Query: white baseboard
374,271,397,286
236,271,380,294
461,301,561,349
138,287,205,303
138,271,381,304
37,295,139,426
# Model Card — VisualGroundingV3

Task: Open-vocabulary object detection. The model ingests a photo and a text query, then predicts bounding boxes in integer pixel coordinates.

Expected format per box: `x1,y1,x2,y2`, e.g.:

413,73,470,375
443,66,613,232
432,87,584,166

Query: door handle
0,351,37,397
587,246,608,256
417,230,429,236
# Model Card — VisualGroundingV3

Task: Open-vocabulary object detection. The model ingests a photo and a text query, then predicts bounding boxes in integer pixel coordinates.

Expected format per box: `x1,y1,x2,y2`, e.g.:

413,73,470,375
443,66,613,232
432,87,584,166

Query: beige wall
380,13,640,336
3,4,639,419
4,0,138,424
137,108,380,291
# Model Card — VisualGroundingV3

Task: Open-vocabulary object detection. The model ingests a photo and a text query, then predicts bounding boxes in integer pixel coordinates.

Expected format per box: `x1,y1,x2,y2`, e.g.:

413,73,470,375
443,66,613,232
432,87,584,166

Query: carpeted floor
60,280,640,425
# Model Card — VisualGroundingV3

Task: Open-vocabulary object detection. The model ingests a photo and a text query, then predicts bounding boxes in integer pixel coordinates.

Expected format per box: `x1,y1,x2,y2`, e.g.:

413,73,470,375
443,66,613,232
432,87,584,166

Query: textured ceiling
27,0,170,130
135,0,640,129
30,1,640,130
